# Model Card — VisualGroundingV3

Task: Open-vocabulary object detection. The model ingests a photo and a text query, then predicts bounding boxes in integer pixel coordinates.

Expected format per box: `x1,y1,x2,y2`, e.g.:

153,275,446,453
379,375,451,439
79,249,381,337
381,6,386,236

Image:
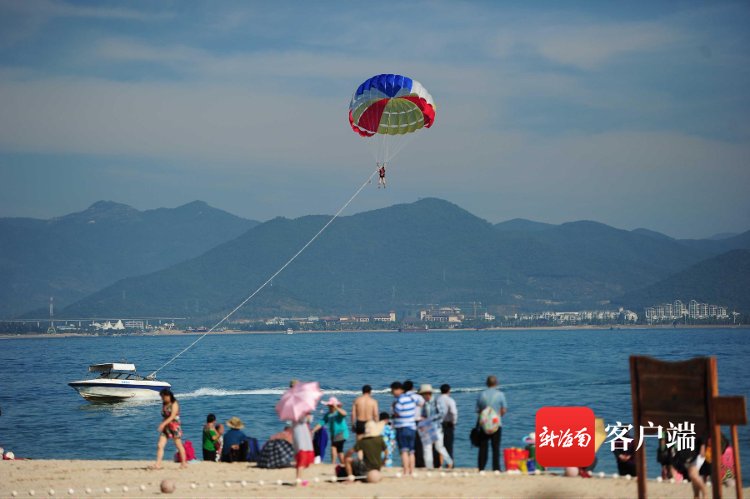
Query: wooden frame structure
630,356,746,499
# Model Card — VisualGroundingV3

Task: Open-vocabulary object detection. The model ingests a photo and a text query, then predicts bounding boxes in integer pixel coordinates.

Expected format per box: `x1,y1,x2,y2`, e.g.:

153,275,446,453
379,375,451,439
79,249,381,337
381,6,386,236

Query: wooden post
630,356,647,499
708,357,722,499
715,396,747,499
731,425,743,499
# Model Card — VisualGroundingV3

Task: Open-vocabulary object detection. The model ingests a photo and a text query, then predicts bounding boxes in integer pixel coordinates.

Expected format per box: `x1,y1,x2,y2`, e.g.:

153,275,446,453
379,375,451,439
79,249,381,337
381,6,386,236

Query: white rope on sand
15,467,690,496
149,167,380,378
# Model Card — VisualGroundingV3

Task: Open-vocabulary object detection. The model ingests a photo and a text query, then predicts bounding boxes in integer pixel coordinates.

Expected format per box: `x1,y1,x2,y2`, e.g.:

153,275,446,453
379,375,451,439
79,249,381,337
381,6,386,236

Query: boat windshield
96,371,143,380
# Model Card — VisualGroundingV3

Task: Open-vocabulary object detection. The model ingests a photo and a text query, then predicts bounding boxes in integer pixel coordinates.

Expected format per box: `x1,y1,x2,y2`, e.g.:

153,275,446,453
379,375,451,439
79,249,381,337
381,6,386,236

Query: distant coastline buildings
510,308,638,325
644,299,729,322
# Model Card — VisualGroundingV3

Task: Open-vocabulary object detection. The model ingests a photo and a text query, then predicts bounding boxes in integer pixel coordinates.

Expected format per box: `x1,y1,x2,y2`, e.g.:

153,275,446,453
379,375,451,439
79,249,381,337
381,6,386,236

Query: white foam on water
177,385,488,399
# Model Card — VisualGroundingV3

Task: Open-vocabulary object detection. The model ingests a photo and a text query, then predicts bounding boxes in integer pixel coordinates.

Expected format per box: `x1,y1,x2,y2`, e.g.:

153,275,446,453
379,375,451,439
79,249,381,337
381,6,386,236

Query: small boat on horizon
286,328,294,335
68,363,170,402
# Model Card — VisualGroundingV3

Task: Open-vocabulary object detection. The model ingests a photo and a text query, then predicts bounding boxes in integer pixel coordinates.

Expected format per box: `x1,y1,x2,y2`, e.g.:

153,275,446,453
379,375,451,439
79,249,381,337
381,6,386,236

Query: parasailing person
378,163,387,188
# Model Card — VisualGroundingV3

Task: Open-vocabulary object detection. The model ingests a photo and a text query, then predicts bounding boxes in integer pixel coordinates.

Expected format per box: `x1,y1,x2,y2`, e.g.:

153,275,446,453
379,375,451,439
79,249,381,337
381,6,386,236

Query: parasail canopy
349,74,436,138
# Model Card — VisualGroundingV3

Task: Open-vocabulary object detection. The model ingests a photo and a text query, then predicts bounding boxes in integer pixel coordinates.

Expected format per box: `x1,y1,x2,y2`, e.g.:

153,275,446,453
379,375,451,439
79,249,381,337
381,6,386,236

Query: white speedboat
68,363,170,402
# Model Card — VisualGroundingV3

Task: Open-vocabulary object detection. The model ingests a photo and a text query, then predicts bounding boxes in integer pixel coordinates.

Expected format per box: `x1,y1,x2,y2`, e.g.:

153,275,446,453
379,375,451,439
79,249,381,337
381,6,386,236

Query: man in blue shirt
391,381,417,476
475,375,508,471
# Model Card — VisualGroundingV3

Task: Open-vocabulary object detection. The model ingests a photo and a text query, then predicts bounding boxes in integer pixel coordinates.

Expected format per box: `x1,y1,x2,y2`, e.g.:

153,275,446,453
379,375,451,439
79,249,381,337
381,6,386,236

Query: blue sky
0,0,748,238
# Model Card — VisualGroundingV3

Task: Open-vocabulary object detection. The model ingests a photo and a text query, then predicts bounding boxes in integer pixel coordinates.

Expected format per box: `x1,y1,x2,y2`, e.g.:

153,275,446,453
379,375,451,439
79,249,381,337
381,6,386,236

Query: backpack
479,406,501,434
246,437,261,462
470,425,482,447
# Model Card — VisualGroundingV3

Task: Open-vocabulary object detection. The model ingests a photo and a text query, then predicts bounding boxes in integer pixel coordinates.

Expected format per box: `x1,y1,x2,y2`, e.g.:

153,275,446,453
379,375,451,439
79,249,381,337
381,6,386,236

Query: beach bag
175,440,196,462
257,439,294,469
470,424,482,447
504,448,529,471
479,406,501,434
245,437,261,462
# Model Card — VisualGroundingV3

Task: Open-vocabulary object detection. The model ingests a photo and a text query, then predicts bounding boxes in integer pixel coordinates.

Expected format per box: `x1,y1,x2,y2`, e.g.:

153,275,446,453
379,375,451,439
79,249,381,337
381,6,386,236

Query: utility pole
47,297,56,334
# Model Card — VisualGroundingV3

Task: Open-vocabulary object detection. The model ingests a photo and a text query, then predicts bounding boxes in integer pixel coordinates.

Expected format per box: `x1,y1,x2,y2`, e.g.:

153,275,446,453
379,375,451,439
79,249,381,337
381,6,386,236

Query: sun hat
522,432,535,445
364,420,386,438
322,396,342,407
418,383,434,394
226,416,245,429
3,451,15,460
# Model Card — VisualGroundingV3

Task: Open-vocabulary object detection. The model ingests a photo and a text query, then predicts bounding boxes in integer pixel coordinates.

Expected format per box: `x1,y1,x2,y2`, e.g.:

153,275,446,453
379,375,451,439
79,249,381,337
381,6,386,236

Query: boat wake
177,385,491,399
175,379,616,400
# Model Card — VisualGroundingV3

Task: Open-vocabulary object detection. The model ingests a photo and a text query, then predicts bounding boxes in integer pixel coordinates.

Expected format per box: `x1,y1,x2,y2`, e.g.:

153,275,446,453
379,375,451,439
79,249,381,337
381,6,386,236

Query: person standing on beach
417,384,453,469
312,397,349,465
202,414,220,462
391,381,417,476
352,385,379,440
151,388,187,470
403,380,424,408
476,375,507,472
438,384,458,462
292,413,315,486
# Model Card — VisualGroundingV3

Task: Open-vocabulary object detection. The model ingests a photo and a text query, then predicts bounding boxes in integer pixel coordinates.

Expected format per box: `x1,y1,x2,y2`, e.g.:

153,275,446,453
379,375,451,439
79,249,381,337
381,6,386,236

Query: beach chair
629,356,746,499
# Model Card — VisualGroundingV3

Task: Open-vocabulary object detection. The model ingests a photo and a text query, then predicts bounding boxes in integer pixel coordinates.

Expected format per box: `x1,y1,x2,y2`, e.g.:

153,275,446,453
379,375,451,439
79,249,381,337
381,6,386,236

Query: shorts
162,422,182,440
296,450,315,469
396,427,417,453
352,459,369,478
202,449,216,462
332,440,345,453
354,420,367,435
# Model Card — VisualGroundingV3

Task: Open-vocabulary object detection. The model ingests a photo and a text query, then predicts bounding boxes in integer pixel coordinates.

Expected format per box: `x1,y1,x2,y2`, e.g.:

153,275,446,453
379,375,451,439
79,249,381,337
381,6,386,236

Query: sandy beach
2,460,746,498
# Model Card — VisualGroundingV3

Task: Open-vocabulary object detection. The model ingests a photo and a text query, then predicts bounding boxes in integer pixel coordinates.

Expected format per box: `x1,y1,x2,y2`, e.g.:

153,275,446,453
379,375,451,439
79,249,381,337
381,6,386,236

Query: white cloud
0,0,170,21
493,20,683,69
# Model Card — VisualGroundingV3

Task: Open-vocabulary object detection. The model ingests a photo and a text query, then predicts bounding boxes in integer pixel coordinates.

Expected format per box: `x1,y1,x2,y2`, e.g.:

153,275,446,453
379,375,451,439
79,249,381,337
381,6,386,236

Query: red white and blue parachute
349,74,435,164
349,74,436,137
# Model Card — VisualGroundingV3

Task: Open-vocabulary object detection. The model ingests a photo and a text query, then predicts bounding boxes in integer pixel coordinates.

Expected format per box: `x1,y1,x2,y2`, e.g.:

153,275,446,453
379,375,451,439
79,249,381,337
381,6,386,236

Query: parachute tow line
149,167,380,377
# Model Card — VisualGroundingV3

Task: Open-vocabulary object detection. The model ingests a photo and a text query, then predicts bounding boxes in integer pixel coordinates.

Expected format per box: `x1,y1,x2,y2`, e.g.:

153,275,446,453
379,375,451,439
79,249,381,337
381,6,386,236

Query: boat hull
68,379,170,402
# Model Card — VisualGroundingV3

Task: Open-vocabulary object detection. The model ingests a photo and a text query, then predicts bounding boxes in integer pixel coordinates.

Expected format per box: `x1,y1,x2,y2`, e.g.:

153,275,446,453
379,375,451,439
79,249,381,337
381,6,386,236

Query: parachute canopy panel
349,74,436,137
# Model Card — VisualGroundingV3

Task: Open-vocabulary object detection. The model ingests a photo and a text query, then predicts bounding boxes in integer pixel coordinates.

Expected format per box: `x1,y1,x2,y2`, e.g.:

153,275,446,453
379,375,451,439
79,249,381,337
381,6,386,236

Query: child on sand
380,412,396,467
214,421,224,462
292,414,315,486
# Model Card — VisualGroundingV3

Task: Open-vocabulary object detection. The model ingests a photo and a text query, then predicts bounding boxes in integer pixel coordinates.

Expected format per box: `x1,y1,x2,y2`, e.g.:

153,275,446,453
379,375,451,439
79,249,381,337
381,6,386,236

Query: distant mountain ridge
498,218,750,255
494,218,555,232
60,198,745,320
618,249,750,312
0,201,258,317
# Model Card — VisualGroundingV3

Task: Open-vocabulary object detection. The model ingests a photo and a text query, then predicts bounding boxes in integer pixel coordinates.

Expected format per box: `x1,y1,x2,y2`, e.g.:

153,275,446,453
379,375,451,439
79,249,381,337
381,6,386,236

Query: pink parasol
275,381,323,422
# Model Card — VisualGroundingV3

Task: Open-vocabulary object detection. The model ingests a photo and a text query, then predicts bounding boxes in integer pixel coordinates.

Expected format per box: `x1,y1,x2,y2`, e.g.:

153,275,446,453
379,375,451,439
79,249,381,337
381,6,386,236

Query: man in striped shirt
391,381,418,476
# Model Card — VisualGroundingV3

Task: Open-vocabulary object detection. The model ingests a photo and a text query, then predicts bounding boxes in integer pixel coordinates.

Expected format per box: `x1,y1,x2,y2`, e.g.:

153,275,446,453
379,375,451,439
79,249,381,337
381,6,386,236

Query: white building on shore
645,299,728,321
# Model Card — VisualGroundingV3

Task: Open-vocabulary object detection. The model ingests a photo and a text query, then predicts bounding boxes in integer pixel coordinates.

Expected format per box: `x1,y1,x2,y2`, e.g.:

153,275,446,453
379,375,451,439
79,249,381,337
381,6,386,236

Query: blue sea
1,328,748,480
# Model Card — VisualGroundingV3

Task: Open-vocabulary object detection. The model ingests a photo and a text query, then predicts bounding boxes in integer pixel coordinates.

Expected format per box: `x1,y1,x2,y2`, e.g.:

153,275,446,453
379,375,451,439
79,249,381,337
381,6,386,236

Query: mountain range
618,249,750,313
0,201,257,317
40,198,748,320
